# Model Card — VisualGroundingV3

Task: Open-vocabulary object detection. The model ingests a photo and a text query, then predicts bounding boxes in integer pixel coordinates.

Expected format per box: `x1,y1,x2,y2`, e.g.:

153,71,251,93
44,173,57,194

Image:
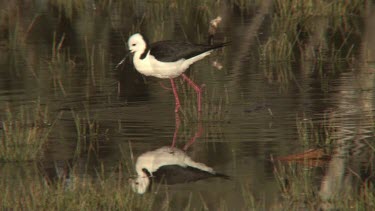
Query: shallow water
1,1,375,209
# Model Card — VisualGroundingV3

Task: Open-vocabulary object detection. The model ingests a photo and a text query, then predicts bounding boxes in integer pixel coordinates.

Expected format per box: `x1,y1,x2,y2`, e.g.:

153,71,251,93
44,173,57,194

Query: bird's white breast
133,52,154,76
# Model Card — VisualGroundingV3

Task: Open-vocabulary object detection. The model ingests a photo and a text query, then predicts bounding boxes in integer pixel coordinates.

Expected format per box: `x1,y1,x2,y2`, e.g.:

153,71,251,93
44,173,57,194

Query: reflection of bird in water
129,146,229,194
126,33,229,113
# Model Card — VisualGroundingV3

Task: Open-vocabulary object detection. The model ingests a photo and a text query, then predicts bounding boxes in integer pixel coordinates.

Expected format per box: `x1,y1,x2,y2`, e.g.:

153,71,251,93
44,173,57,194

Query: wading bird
126,33,228,113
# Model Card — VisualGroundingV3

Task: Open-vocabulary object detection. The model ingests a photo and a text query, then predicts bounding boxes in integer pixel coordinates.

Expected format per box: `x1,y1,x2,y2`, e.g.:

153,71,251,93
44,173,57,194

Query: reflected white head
128,33,147,54
129,174,150,194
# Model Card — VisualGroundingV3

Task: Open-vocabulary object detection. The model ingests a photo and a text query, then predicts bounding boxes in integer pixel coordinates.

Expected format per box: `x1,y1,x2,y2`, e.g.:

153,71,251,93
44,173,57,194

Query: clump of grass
231,0,258,13
72,111,100,140
0,163,156,210
71,108,108,155
0,4,41,50
262,33,295,62
83,40,109,88
241,180,266,210
48,0,86,20
0,6,22,50
178,76,230,122
260,0,309,63
272,160,322,210
201,87,229,122
0,102,54,161
274,112,375,210
261,61,294,89
48,32,76,97
296,113,336,148
261,0,366,65
0,4,40,77
133,0,225,43
272,157,375,210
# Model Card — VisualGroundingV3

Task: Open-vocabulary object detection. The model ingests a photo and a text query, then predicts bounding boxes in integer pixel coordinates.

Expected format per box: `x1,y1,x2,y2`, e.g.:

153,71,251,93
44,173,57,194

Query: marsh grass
0,3,39,53
261,61,295,90
262,0,366,72
272,160,321,210
241,181,266,210
0,5,40,77
84,41,109,88
274,112,375,210
173,0,221,41
48,32,76,97
49,0,86,20
272,158,375,210
262,33,295,62
71,108,108,155
296,114,336,148
0,102,55,161
0,162,156,210
178,76,230,122
130,0,223,43
0,6,23,51
231,0,258,13
5,14,21,51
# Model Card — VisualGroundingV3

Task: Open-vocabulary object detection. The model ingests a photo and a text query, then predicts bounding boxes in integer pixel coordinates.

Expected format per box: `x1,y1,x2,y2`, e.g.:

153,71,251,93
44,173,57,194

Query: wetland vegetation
0,0,374,210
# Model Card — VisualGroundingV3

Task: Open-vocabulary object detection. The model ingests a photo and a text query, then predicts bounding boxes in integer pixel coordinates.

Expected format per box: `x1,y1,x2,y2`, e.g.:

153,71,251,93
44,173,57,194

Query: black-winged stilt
127,33,228,113
129,146,229,194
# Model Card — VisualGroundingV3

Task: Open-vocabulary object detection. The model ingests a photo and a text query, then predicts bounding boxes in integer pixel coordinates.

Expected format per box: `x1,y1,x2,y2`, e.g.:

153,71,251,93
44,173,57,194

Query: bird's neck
136,165,152,178
134,49,148,61
140,48,149,60
136,165,144,176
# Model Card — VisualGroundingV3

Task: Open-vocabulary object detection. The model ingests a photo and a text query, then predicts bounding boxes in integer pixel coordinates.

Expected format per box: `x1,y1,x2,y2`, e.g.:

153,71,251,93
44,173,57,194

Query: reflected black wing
149,41,228,62
153,165,229,184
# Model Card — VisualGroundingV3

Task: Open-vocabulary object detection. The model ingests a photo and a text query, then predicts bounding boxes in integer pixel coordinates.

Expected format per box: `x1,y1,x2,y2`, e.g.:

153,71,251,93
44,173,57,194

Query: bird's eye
132,43,136,46
135,182,139,185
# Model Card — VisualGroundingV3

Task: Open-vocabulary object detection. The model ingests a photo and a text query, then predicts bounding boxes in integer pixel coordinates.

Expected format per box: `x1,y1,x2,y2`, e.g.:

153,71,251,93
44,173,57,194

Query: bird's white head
129,174,150,194
128,33,147,54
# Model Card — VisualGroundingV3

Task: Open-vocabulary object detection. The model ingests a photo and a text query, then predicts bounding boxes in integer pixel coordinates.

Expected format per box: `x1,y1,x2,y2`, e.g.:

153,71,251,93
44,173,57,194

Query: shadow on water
114,53,149,102
1,0,375,210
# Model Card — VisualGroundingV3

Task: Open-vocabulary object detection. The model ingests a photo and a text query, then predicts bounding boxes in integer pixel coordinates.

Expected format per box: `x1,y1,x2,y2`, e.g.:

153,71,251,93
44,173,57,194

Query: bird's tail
215,172,231,180
210,41,231,50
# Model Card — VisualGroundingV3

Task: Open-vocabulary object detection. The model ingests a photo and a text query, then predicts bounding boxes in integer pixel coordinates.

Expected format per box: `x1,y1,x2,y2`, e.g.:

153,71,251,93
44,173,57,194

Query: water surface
0,1,374,209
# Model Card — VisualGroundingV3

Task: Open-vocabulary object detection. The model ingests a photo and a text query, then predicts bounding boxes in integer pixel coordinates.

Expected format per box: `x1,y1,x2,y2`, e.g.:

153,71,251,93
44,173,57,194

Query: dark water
0,1,374,209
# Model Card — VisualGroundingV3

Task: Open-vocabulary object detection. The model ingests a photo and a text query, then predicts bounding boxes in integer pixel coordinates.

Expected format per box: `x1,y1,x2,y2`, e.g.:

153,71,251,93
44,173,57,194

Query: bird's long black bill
115,53,130,70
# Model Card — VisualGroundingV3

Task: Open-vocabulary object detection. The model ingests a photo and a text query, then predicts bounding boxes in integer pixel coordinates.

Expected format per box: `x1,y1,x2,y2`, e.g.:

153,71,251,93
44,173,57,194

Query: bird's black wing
153,165,229,184
149,41,227,62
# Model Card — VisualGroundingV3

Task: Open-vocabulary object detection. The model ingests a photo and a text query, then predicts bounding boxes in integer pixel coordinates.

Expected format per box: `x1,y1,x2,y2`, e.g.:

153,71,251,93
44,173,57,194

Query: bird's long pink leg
170,78,181,113
170,113,181,148
181,74,202,112
183,122,203,151
159,82,172,90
